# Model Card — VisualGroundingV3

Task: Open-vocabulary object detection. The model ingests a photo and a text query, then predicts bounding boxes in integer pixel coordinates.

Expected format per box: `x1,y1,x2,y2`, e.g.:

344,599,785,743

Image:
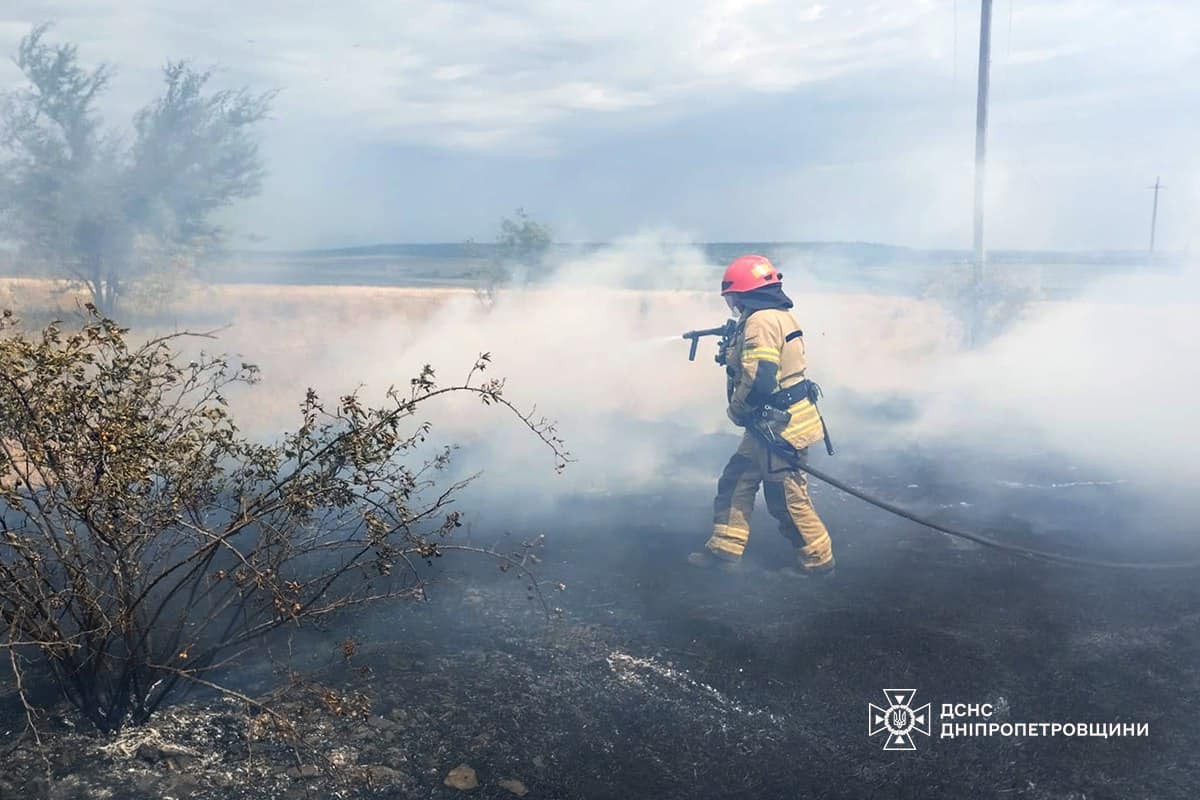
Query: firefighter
687,255,836,577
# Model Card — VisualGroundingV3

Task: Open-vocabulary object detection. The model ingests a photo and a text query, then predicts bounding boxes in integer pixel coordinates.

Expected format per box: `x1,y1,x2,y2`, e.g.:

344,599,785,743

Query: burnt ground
2,437,1199,800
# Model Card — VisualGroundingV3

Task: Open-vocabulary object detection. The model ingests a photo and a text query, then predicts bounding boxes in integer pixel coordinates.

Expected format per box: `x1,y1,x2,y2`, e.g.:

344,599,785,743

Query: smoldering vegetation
187,238,1199,533
4,238,1199,799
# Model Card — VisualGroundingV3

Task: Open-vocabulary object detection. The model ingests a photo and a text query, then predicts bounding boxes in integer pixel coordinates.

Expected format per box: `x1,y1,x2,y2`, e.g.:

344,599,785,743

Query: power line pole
970,0,993,346
1148,176,1163,253
973,0,993,284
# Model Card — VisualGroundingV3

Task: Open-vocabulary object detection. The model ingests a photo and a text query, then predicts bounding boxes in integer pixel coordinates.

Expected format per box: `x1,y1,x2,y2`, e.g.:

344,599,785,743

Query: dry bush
924,264,1041,345
0,307,567,734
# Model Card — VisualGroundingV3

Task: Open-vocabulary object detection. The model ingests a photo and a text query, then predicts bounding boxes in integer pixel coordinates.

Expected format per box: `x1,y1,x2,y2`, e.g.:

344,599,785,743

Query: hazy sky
2,1,1198,250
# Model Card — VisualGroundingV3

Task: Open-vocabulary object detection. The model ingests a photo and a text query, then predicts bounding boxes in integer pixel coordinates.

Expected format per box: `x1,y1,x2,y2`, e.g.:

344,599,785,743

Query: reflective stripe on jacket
725,307,827,452
726,308,806,420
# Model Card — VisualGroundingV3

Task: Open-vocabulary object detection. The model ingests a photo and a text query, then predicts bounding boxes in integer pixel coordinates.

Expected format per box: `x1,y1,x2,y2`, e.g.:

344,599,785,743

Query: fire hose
797,459,1200,570
682,322,1200,571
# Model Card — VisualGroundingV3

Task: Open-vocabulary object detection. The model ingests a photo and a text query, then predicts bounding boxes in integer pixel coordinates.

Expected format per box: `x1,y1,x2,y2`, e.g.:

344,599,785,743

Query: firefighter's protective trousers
708,433,833,567
706,306,834,568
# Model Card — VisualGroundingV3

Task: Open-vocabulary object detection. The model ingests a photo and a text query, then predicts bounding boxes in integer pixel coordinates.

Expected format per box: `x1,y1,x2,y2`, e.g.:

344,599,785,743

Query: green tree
497,207,552,268
472,208,553,306
0,25,273,315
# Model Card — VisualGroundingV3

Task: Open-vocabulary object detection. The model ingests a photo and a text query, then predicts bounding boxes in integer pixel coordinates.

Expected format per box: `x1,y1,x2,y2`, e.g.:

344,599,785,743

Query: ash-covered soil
3,442,1199,799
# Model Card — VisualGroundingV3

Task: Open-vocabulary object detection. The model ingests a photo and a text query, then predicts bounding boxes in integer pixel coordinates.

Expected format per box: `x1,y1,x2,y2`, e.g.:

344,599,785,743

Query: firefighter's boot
782,552,836,579
686,549,742,572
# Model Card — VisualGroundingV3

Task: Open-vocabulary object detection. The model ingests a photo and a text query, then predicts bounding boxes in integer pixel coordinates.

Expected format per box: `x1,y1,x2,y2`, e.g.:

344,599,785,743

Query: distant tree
0,24,273,315
472,208,552,306
497,207,552,268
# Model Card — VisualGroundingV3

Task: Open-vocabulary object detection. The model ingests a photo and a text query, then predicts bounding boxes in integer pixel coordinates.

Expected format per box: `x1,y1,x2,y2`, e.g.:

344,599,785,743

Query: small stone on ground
445,763,479,790
499,777,529,796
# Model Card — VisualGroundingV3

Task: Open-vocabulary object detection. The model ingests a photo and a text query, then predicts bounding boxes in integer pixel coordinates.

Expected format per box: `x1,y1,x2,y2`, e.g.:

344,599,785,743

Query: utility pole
970,0,993,346
972,0,993,284
1148,176,1163,253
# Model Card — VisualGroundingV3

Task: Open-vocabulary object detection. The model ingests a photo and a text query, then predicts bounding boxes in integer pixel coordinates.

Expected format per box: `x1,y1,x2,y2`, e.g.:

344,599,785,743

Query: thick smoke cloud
914,263,1200,501
200,237,1194,540
209,237,950,498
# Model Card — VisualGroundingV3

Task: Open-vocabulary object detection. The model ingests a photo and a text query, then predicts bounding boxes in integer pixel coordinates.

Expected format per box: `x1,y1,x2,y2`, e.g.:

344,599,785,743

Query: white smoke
913,263,1200,497
201,237,1196,525
203,235,956,508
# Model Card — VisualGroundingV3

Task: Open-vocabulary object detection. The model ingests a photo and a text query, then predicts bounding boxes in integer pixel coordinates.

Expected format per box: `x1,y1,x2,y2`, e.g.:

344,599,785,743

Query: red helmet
721,254,782,295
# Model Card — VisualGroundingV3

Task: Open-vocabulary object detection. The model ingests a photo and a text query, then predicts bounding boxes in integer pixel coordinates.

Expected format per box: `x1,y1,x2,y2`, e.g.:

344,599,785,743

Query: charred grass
3,451,1199,799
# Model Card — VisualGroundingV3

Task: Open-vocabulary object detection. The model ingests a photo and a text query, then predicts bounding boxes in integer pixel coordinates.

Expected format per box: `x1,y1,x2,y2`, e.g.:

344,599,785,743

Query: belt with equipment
753,378,835,459
767,378,822,411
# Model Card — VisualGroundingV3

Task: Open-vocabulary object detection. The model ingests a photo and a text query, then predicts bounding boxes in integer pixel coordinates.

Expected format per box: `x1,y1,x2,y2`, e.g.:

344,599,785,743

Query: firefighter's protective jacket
724,308,826,452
